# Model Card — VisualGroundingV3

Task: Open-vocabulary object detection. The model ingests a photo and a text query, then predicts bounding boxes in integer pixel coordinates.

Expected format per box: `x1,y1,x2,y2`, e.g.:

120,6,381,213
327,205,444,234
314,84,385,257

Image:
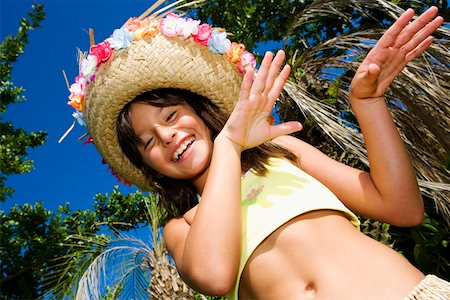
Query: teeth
173,137,195,161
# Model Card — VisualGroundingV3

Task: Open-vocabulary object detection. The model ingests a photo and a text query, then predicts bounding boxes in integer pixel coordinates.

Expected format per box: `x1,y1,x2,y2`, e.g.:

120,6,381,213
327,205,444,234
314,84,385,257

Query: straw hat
64,2,256,190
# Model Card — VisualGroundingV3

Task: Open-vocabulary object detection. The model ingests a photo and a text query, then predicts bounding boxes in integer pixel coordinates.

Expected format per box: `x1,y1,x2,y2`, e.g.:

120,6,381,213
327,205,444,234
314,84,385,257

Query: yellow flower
225,42,246,64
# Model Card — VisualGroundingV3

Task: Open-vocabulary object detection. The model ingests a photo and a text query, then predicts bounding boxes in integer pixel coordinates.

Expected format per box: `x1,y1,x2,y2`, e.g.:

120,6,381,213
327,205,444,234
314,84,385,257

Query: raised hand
220,50,302,151
349,6,443,101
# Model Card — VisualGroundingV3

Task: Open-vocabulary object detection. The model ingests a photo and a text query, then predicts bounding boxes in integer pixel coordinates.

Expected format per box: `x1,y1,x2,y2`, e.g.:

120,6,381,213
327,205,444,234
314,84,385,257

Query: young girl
67,3,449,299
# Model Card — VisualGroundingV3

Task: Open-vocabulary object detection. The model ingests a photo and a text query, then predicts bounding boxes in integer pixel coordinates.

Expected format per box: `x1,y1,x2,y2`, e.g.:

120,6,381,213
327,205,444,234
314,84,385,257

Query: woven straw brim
84,34,243,190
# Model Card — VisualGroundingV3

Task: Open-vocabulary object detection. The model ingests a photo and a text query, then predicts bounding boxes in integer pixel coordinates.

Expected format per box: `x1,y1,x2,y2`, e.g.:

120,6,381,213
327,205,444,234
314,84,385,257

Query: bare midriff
238,210,424,300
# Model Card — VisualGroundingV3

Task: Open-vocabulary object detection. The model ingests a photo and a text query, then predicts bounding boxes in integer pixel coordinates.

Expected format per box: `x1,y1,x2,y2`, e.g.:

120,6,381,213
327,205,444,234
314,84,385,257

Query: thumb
365,63,381,80
269,121,303,139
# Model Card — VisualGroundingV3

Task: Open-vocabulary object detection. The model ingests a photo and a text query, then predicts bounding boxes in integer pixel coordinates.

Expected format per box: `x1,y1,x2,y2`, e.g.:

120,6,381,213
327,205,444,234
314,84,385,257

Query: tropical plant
48,193,206,300
1,185,159,299
45,0,449,298
0,3,47,202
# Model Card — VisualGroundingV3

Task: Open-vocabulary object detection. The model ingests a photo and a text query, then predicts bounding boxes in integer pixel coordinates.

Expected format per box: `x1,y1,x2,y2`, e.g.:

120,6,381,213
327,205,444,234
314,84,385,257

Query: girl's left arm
276,7,443,227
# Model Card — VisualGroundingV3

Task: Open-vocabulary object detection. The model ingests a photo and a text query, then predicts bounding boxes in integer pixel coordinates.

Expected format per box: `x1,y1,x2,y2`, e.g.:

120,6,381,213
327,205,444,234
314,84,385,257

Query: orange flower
68,95,84,112
225,42,246,64
126,17,159,40
142,19,159,39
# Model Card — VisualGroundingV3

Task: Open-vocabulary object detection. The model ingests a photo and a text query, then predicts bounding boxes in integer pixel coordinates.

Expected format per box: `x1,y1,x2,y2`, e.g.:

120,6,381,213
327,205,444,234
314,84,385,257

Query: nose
156,125,176,146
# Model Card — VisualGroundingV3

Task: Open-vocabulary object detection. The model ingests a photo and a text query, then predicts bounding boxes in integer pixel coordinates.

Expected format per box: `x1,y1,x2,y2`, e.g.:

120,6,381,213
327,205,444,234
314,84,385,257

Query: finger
367,63,381,78
405,36,434,62
267,64,291,104
263,50,286,94
401,15,443,53
251,52,273,94
269,121,303,139
393,6,440,49
239,68,254,101
350,64,379,96
376,8,415,48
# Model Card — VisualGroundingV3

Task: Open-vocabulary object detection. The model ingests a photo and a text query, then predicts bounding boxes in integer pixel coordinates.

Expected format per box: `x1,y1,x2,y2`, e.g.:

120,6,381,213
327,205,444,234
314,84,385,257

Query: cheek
141,149,164,172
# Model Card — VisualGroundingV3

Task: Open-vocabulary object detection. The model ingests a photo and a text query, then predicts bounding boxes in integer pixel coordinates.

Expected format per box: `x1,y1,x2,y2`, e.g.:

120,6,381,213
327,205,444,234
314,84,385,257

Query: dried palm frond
281,0,450,222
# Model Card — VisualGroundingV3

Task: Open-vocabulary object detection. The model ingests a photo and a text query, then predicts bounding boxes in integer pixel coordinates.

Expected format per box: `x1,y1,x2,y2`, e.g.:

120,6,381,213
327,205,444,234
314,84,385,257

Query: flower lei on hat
62,11,257,186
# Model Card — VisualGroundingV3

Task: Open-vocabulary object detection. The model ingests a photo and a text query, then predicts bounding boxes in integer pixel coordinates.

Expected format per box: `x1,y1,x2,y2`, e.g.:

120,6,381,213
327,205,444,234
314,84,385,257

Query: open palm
349,7,443,101
222,50,302,150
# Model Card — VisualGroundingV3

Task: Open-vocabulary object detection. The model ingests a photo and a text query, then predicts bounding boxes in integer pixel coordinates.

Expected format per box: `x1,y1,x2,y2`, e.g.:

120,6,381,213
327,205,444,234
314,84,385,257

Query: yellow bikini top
228,157,360,299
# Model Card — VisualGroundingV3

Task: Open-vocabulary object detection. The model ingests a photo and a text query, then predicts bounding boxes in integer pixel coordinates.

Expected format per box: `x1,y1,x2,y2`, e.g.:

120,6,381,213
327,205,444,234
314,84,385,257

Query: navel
304,282,317,298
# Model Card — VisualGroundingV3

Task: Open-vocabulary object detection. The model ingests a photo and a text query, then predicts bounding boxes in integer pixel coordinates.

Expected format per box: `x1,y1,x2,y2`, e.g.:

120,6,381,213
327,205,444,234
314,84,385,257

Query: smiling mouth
172,136,195,162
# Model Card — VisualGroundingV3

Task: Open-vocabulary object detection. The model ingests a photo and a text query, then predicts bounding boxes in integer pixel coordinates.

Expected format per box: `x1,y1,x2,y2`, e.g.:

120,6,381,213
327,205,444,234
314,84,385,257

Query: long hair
117,88,296,219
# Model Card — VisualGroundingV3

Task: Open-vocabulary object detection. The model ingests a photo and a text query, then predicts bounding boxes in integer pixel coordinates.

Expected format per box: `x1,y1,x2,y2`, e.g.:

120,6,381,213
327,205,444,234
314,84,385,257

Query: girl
68,4,449,299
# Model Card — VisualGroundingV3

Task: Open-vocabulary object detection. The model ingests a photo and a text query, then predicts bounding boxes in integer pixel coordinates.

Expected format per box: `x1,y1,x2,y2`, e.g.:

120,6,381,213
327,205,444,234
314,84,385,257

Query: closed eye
144,137,153,150
166,111,176,122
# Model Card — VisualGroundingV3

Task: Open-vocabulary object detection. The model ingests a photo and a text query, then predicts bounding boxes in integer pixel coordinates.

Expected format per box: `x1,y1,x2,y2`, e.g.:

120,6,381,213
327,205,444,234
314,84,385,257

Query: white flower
176,18,200,39
208,29,231,54
106,26,134,50
72,111,86,126
80,54,98,82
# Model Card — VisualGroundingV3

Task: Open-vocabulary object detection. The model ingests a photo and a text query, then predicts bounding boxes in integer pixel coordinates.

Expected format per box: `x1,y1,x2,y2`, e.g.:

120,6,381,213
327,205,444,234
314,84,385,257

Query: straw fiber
84,34,243,190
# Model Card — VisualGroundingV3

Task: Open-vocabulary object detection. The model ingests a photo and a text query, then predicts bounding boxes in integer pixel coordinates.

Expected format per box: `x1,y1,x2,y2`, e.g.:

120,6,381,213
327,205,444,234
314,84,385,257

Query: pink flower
237,51,256,73
160,13,181,38
74,75,87,89
102,159,133,186
90,41,112,63
193,23,212,46
125,17,142,32
176,18,200,39
69,82,82,97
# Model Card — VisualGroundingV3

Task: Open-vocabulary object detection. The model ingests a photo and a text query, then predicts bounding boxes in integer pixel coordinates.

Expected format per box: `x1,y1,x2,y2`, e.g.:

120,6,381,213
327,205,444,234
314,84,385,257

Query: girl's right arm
164,134,242,296
163,50,301,295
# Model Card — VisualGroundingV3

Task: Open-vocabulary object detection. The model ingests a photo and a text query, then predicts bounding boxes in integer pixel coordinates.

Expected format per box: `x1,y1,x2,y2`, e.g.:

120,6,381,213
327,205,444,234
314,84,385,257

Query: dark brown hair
117,88,296,219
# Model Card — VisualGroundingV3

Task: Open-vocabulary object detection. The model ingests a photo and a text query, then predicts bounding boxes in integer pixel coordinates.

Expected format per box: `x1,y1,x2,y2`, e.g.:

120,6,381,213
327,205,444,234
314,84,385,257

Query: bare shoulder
163,217,189,252
163,207,197,264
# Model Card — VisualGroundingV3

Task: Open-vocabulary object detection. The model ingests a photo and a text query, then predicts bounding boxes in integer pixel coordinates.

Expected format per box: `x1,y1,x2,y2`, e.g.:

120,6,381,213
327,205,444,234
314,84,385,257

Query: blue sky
1,0,165,213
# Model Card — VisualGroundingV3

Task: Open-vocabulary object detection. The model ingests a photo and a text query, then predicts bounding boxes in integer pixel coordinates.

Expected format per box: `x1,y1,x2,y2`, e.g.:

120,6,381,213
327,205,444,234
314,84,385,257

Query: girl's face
129,101,213,185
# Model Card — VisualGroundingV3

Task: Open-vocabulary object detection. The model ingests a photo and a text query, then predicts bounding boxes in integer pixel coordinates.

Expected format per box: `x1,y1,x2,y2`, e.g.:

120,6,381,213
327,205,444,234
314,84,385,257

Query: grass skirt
405,274,450,300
